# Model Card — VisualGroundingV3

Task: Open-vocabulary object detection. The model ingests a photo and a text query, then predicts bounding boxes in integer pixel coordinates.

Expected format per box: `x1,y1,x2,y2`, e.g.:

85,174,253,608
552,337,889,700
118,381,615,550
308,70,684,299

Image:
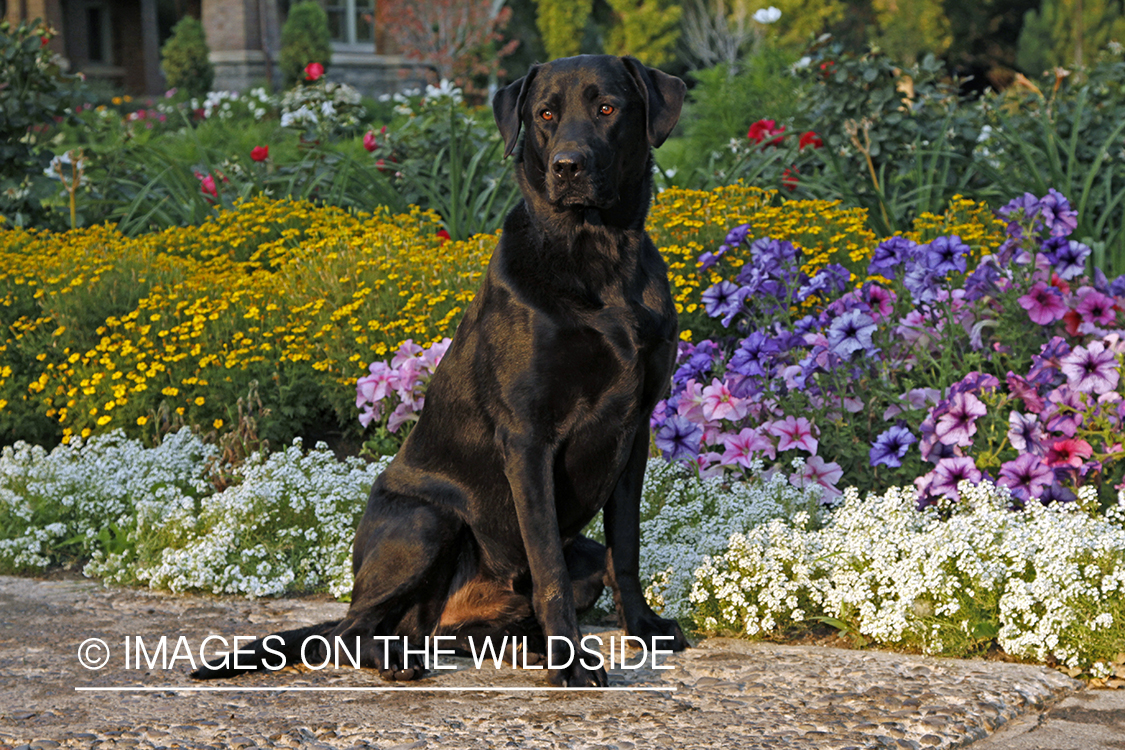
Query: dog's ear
621,57,686,148
492,66,540,159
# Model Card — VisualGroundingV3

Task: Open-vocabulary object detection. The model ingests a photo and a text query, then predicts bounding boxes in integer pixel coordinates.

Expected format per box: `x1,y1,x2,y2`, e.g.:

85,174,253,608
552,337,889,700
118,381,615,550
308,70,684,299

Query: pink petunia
701,378,749,422
676,380,707,423
356,361,397,408
720,428,775,468
768,415,818,454
789,455,843,500
1075,287,1118,327
1018,281,1068,325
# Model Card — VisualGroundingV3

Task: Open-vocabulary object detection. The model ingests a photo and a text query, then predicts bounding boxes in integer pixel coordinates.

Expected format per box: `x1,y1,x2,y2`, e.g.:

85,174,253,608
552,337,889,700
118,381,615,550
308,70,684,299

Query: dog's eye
540,110,553,121
599,104,615,116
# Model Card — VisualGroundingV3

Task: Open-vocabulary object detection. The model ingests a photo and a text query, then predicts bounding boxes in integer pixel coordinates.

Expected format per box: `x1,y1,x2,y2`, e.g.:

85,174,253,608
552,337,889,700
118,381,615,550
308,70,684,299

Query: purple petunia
1038,188,1078,238
924,235,970,276
929,456,982,501
1049,239,1092,280
867,236,918,279
729,331,781,378
1007,411,1046,455
934,391,988,447
655,415,704,461
869,426,916,468
826,308,877,359
702,280,748,323
997,453,1053,502
1075,287,1117,328
1059,340,1120,395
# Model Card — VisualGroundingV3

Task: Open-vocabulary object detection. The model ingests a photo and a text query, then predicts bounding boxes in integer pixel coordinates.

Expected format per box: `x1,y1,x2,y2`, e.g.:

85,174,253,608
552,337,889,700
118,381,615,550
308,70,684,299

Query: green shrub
160,16,214,99
0,19,85,229
279,1,332,88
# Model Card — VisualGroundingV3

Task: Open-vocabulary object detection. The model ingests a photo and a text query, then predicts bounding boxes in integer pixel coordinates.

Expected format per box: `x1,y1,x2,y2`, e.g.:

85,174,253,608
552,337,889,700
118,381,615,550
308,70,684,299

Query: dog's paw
377,640,426,682
545,637,607,688
628,613,691,652
549,661,608,688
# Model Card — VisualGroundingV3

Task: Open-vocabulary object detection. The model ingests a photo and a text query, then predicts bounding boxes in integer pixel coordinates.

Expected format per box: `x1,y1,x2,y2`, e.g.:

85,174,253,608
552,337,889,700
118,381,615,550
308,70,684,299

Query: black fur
193,55,688,688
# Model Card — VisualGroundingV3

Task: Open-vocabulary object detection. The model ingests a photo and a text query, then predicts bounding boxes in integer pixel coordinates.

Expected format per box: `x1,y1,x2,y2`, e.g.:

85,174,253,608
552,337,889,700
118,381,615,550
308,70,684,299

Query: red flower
304,62,325,81
820,61,836,77
197,173,218,199
747,119,785,147
375,158,387,172
250,145,269,162
363,131,379,152
1063,309,1082,337
782,166,799,191
40,36,50,47
436,229,451,244
798,131,823,150
1045,438,1093,468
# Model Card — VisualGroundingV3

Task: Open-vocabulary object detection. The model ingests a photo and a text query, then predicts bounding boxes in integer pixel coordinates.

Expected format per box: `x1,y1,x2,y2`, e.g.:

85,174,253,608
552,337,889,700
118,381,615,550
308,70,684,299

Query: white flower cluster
635,457,827,618
380,80,464,117
188,88,276,122
688,480,1125,669
0,429,214,572
0,429,386,600
280,81,363,134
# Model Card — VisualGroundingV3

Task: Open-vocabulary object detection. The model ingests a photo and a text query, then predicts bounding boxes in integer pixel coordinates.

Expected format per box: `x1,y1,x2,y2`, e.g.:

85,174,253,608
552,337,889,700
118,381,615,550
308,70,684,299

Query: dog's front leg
504,438,608,687
604,430,690,651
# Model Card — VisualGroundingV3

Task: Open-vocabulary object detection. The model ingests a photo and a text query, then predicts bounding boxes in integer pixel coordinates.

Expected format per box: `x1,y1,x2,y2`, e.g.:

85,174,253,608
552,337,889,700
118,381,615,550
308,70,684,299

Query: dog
193,55,688,688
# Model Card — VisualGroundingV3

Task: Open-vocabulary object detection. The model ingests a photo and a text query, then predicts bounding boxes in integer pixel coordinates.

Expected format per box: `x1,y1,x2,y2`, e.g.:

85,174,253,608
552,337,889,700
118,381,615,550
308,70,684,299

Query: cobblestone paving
0,576,1082,749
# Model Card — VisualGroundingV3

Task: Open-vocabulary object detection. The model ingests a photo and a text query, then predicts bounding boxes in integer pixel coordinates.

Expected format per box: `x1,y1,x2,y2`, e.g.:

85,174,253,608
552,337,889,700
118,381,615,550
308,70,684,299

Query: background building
1,0,424,96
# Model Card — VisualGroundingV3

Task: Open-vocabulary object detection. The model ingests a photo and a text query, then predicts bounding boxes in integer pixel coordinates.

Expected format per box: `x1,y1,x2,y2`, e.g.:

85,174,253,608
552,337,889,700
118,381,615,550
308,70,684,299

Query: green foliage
871,0,951,64
160,16,214,99
1017,0,1125,77
0,19,85,229
604,0,682,66
380,90,519,240
769,0,846,49
535,0,593,58
279,1,333,88
978,49,1125,273
685,46,804,152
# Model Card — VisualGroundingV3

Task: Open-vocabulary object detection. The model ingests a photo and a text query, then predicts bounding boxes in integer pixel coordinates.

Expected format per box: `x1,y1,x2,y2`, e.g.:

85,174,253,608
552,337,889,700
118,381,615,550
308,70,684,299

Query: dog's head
492,56,685,212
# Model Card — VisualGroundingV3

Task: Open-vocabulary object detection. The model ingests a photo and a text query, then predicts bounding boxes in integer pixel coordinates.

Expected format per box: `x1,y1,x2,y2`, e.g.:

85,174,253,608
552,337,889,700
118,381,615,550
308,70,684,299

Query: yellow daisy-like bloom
0,191,1003,442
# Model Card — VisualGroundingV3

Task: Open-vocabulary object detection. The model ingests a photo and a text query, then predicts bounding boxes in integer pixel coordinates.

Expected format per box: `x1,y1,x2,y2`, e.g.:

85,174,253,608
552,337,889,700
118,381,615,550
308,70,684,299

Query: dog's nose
551,151,586,180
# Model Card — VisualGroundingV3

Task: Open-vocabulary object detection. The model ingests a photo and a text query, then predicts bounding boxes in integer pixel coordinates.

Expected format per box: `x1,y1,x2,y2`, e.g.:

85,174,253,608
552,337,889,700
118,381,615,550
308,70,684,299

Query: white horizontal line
74,686,675,693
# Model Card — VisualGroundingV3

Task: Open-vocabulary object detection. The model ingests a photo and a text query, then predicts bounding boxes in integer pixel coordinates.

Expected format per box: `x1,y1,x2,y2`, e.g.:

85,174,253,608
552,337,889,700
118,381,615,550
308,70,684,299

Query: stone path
0,575,1115,749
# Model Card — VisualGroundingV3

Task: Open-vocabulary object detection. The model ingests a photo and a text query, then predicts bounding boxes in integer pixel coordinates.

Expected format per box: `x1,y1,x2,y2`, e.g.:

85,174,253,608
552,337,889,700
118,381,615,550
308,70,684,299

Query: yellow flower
137,416,148,426
213,418,224,429
194,396,205,406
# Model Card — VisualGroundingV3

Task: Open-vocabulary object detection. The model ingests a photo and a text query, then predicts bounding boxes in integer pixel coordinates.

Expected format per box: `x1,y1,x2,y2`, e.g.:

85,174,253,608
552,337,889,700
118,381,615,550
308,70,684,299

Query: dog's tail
190,620,341,680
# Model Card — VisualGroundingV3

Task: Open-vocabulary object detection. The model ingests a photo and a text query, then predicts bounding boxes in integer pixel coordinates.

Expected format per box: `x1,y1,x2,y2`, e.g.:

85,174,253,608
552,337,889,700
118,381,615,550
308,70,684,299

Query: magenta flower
789,455,843,501
720,428,775,467
1060,340,1120,395
702,378,750,421
1018,281,1068,325
1075,287,1118,327
387,401,420,433
929,456,982,500
997,453,1053,501
1045,437,1093,468
768,415,818,453
934,391,987,447
391,339,424,368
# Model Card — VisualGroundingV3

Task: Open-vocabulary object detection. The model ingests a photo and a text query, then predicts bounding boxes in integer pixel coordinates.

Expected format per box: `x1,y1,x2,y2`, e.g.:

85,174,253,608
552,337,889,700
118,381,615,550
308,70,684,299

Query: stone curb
0,575,1092,749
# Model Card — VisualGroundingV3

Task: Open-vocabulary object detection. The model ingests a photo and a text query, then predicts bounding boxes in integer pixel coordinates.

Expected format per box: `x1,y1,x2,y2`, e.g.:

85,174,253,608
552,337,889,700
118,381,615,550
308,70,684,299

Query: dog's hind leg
324,492,466,681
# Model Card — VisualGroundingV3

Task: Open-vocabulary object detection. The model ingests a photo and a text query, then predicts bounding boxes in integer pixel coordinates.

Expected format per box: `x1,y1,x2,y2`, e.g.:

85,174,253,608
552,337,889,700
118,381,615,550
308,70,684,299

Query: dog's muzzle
547,150,605,207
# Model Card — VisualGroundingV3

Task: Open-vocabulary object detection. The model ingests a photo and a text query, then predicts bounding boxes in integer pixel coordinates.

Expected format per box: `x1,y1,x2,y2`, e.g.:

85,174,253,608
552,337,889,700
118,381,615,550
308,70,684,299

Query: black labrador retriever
193,55,688,688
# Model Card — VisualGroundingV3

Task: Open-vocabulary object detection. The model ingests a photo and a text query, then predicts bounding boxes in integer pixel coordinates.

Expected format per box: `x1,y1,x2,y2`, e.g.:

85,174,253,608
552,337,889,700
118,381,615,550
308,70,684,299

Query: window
325,0,375,50
84,2,113,64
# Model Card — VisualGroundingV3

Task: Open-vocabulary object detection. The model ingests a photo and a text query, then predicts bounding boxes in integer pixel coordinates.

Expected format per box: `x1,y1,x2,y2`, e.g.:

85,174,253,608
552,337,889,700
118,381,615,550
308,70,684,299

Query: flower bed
0,429,1120,679
2,185,918,450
